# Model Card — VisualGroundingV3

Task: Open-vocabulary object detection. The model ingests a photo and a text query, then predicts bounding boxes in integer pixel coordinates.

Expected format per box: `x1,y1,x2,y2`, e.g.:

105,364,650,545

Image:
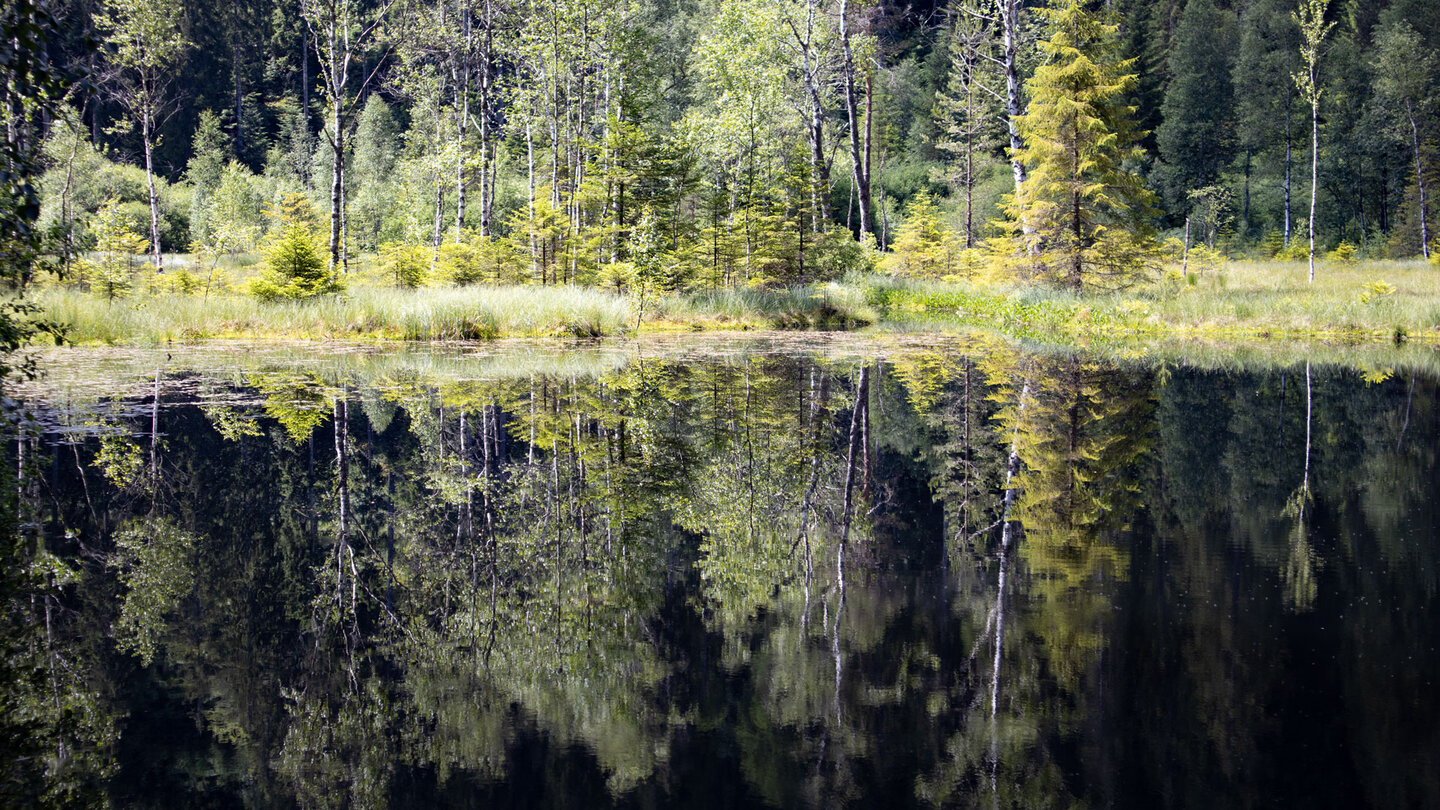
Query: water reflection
8,340,1440,808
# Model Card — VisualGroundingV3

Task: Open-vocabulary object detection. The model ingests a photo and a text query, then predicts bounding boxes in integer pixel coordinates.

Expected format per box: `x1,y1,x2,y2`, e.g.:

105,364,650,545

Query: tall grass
657,283,877,330
37,285,633,344
865,259,1440,341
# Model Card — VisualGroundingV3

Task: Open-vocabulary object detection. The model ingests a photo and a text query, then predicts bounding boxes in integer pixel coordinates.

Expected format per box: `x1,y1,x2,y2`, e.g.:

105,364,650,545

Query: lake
10,335,1440,808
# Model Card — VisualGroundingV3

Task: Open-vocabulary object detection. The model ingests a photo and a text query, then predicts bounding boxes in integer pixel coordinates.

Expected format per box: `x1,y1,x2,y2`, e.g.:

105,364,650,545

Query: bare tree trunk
840,366,869,547
1284,94,1292,247
1308,94,1318,283
1409,110,1430,259
1001,0,1026,195
792,1,828,234
329,97,344,274
142,113,163,270
840,0,871,238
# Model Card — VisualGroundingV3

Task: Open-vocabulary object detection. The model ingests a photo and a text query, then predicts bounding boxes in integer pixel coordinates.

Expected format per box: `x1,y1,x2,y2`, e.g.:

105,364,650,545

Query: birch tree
302,0,399,274
1291,0,1332,282
98,0,188,271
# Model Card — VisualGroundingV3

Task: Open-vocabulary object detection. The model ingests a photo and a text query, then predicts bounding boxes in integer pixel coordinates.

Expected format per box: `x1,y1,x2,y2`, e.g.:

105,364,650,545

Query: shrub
248,199,341,300
377,241,428,288
1327,241,1359,265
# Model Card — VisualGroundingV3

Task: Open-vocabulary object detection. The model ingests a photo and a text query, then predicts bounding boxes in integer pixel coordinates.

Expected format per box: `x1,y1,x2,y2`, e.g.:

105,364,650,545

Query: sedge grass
37,285,634,344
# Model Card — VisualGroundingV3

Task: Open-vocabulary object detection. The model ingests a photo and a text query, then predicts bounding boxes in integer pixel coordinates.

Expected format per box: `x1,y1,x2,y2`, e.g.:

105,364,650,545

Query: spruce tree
1233,0,1302,240
1005,0,1158,291
1154,0,1236,220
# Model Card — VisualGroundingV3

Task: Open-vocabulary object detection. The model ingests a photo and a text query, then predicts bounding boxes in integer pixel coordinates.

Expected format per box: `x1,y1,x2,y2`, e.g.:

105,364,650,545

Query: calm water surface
14,337,1440,808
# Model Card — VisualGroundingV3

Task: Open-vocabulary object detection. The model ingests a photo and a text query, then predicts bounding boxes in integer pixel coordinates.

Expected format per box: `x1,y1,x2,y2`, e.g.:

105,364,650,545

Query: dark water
11,339,1440,808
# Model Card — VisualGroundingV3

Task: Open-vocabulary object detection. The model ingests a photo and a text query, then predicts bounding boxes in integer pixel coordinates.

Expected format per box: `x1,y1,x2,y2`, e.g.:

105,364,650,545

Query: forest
16,0,1440,306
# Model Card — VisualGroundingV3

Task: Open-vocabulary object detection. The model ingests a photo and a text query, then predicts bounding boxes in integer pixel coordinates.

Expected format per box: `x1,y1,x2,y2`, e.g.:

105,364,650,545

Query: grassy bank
869,259,1440,341
38,285,634,342
27,258,1440,345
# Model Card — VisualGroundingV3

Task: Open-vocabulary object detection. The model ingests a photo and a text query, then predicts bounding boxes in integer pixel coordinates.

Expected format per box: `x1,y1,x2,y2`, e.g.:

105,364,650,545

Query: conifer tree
934,2,1003,248
249,193,342,299
1154,0,1236,220
1371,21,1436,259
1004,0,1157,291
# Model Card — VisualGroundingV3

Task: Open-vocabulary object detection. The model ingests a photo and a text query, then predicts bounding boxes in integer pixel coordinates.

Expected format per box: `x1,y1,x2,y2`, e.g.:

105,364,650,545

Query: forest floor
27,258,1440,346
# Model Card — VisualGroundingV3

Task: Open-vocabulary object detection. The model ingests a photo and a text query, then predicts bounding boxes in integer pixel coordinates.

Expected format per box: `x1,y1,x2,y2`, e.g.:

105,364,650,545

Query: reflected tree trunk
990,378,1029,791
840,366,869,547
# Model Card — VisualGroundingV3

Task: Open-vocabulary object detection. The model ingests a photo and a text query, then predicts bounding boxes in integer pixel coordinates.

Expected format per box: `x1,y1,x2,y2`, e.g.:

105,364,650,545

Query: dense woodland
24,0,1440,294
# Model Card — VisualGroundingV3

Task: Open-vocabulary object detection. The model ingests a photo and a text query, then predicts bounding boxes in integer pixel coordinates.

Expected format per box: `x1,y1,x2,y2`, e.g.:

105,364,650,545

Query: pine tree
1154,0,1236,220
1233,0,1301,240
186,110,228,243
1371,21,1436,259
1004,0,1158,291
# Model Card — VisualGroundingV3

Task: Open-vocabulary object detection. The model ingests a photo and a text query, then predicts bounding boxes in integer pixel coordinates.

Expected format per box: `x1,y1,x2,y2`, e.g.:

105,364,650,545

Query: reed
36,285,634,344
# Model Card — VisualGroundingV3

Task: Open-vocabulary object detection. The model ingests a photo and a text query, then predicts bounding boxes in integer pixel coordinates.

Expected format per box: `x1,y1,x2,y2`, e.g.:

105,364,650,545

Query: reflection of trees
22,349,1440,807
915,353,1155,808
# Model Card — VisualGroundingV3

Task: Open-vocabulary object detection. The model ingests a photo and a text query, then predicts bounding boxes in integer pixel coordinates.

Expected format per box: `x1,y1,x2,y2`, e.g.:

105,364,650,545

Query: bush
1327,241,1359,265
377,241,428,288
248,202,342,300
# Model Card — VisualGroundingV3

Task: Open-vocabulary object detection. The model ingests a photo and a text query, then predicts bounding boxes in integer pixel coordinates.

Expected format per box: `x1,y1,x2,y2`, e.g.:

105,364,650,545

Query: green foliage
249,195,341,300
94,432,144,488
1327,241,1359,265
1005,0,1159,291
79,199,148,300
110,517,198,666
377,241,428,288
882,192,950,278
1154,0,1236,217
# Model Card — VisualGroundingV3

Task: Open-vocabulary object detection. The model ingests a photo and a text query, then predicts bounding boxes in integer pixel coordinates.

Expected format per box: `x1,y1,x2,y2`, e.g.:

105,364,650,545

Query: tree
97,0,188,271
1233,0,1301,241
839,0,873,239
302,0,399,275
1292,0,1333,283
82,198,148,300
349,95,401,250
934,1,1004,248
249,194,342,299
1004,0,1158,291
1154,0,1236,220
883,192,949,277
185,109,228,243
1371,21,1436,259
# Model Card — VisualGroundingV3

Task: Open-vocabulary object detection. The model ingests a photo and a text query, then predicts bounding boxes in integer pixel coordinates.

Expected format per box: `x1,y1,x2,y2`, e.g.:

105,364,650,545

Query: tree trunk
1308,94,1318,283
1001,0,1026,193
1409,110,1430,259
840,0,872,239
1284,93,1292,246
329,98,344,275
142,113,163,271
